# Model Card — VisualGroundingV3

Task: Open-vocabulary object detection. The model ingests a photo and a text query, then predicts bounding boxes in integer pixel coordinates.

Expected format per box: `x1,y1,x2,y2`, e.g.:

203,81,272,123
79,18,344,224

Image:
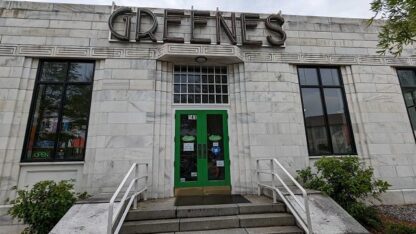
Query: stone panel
0,1,415,205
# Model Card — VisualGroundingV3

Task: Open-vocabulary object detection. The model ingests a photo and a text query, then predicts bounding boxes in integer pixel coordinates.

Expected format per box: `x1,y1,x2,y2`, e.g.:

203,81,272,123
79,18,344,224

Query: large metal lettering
241,13,262,46
191,10,211,44
216,11,237,45
265,14,286,46
108,7,286,47
108,7,133,41
136,8,158,42
163,9,185,43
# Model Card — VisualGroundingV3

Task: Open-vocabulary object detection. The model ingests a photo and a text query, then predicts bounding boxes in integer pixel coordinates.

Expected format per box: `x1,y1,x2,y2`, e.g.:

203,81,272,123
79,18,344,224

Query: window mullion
317,69,334,155
53,62,70,161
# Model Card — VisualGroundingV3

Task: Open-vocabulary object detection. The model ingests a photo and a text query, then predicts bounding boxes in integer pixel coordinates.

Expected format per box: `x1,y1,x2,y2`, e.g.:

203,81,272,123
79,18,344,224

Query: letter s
265,14,286,46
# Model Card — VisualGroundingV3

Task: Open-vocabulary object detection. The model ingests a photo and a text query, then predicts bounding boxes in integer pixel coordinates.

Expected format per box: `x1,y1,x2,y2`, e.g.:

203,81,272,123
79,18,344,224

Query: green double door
175,110,230,188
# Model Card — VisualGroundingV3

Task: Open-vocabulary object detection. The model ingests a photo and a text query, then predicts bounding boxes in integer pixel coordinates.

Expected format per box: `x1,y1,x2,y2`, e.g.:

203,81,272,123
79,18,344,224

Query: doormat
175,195,250,206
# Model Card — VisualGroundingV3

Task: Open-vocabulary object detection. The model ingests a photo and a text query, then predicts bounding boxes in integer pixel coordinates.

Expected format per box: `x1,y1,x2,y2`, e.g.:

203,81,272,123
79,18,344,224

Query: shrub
386,223,416,234
296,156,390,230
8,180,87,234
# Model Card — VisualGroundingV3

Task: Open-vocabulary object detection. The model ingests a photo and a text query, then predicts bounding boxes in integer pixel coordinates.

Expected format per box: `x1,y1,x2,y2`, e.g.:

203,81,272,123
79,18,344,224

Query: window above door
173,65,229,104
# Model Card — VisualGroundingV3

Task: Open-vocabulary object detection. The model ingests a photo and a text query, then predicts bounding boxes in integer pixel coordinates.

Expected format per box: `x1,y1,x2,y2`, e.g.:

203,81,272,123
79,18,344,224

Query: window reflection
27,85,63,160
301,88,330,155
179,114,198,181
298,67,355,156
324,88,353,154
24,61,94,161
397,69,416,137
173,65,228,104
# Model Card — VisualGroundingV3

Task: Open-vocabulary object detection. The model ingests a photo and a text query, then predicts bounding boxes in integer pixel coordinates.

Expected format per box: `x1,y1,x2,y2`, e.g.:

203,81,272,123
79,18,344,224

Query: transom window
298,67,356,156
397,69,416,139
173,65,228,104
22,60,94,162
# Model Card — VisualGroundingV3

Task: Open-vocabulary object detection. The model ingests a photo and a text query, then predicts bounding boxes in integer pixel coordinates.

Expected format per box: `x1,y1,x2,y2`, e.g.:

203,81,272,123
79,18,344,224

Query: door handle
197,144,202,159
203,144,207,159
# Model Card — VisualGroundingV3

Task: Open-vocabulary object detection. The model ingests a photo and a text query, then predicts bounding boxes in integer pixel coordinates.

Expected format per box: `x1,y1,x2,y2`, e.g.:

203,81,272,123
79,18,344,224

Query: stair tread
174,226,303,234
238,213,294,220
123,218,179,226
126,203,286,221
245,226,303,234
175,228,246,233
124,213,294,225
128,203,285,212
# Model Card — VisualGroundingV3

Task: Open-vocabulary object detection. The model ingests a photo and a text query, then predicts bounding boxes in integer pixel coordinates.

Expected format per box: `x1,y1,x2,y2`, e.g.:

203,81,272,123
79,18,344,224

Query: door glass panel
206,114,225,181
179,114,198,182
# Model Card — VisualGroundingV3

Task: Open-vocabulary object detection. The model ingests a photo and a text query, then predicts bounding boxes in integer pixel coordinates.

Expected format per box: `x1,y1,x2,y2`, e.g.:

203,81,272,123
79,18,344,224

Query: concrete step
245,226,304,234
176,226,303,234
239,213,295,228
121,213,296,234
125,203,286,221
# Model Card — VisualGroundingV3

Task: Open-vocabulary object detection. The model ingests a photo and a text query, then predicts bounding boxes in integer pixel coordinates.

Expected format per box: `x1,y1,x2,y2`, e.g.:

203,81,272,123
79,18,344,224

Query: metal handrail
107,163,149,234
256,158,312,234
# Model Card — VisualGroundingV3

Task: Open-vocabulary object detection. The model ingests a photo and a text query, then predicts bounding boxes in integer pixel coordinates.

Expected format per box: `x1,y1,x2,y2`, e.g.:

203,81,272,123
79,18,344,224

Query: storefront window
173,65,228,104
23,61,94,162
397,69,416,139
298,67,356,156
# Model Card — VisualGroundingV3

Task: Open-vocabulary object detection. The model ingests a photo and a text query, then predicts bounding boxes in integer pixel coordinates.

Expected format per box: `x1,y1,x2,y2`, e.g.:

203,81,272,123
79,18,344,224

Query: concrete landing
285,193,369,234
50,202,120,234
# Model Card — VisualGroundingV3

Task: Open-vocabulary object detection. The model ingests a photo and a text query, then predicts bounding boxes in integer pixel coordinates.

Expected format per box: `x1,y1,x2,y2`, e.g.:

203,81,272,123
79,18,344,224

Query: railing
107,163,149,234
256,158,312,234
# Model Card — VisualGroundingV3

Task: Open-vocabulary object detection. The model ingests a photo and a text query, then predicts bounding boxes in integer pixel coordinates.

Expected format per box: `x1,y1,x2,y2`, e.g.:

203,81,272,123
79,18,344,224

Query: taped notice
213,142,219,147
191,172,197,177
216,160,224,167
188,115,197,120
183,143,194,151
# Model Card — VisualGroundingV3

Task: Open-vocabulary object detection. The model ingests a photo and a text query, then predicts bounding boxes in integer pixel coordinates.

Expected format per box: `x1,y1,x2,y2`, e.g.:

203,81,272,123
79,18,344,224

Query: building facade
0,1,416,205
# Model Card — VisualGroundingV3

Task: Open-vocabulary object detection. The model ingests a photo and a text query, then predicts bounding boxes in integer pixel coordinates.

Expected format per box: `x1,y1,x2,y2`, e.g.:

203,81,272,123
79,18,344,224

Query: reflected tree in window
298,67,356,156
24,61,94,161
397,69,416,139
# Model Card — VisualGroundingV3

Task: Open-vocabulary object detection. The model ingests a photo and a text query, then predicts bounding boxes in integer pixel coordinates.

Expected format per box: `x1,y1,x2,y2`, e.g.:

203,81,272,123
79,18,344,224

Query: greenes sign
108,7,286,47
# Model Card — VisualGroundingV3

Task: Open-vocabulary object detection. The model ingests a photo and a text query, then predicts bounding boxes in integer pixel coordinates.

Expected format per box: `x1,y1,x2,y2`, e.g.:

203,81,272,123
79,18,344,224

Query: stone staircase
120,195,303,234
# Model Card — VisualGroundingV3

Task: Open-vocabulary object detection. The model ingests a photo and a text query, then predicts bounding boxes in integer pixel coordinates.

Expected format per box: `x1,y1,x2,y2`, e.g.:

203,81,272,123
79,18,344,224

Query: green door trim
174,110,231,188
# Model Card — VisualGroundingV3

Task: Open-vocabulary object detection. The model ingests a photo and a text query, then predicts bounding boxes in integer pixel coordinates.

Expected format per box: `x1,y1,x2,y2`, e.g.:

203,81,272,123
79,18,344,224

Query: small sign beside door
183,143,194,151
188,115,197,120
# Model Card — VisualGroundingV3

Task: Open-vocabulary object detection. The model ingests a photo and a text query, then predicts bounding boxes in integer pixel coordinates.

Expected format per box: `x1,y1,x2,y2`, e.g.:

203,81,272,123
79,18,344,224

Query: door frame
172,107,231,189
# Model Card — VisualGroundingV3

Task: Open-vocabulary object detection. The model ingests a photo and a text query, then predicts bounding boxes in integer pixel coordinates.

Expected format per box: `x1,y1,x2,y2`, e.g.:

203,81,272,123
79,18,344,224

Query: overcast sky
16,0,375,18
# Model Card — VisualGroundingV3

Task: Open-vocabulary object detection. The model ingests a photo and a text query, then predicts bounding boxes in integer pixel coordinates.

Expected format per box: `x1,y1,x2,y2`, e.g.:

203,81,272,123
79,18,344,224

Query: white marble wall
0,1,416,205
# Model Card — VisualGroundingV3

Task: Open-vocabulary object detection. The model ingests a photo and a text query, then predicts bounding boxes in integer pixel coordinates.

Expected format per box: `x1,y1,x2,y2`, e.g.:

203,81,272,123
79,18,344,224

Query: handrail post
107,202,113,234
133,164,138,209
304,191,313,234
256,160,261,196
270,159,277,203
144,163,148,200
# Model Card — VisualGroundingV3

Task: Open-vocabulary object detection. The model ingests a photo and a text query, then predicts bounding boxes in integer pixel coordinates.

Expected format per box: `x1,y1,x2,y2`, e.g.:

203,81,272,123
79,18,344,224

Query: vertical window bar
317,68,334,155
53,61,70,160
